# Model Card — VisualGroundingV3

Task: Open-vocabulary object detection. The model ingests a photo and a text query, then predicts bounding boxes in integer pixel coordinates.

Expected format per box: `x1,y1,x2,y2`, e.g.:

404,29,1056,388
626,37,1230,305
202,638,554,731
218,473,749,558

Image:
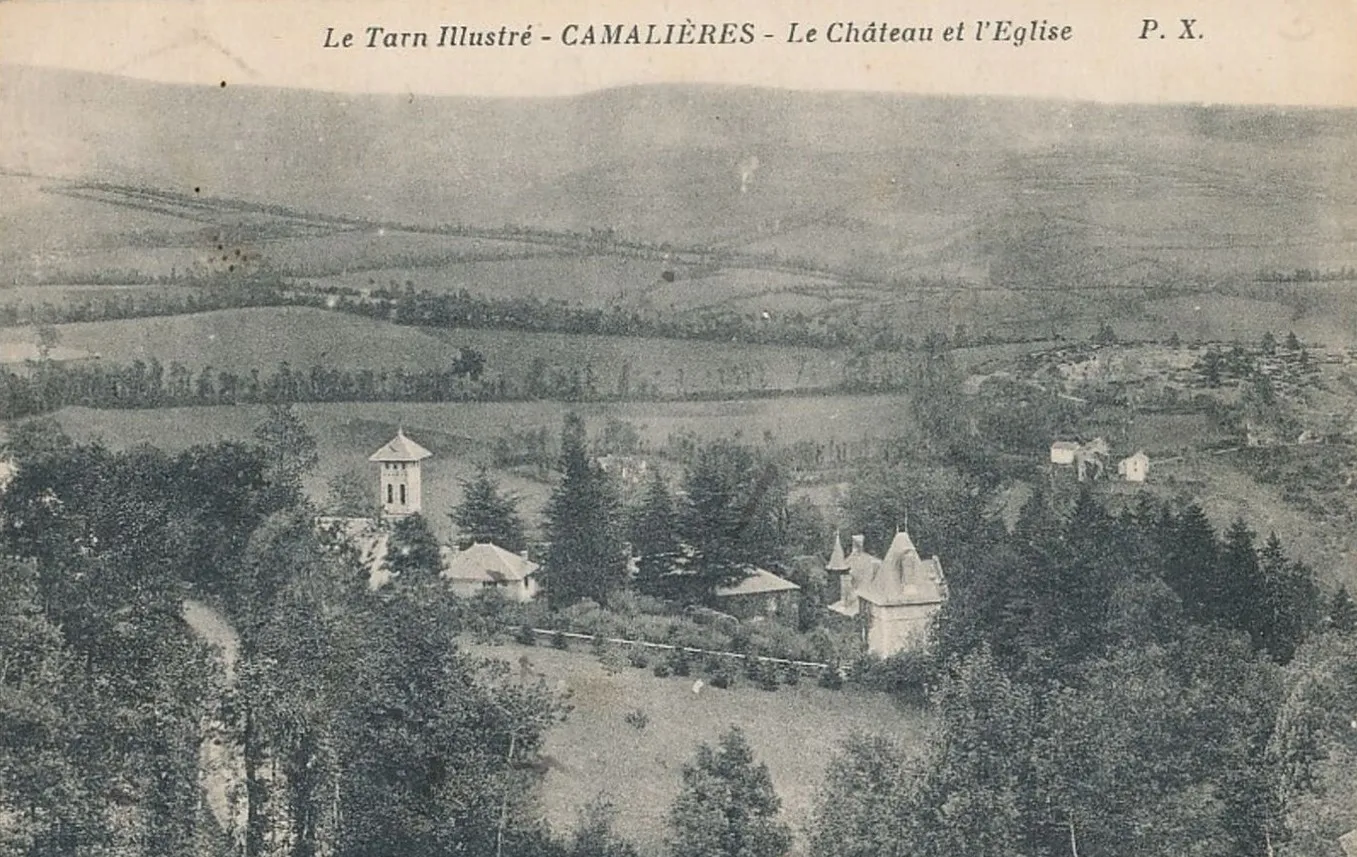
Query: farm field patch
464,640,927,856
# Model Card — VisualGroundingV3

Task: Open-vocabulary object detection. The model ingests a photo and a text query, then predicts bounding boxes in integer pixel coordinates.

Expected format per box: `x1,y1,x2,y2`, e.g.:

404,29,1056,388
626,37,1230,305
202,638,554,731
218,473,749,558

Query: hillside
4,64,1356,292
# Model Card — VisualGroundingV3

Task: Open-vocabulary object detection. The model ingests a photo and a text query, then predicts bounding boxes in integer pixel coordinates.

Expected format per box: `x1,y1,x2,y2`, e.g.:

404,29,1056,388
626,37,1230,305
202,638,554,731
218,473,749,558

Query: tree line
0,411,587,857
807,488,1357,857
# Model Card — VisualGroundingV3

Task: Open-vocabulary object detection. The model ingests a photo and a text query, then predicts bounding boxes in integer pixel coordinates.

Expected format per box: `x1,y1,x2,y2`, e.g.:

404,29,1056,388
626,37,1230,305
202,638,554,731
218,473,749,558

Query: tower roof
855,530,945,607
368,429,432,463
826,530,850,572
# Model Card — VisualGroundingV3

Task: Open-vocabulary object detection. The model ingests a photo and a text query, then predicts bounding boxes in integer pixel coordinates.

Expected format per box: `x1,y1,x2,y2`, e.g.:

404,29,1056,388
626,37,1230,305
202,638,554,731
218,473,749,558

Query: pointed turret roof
368,428,432,463
826,530,850,572
855,530,945,607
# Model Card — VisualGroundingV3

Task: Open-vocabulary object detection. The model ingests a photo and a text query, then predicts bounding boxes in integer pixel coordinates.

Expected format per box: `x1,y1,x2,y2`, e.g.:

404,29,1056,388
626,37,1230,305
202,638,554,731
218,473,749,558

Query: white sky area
0,0,1354,106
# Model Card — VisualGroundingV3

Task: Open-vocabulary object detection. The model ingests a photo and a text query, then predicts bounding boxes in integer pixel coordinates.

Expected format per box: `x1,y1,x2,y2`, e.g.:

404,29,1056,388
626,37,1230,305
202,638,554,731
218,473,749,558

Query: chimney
851,534,865,554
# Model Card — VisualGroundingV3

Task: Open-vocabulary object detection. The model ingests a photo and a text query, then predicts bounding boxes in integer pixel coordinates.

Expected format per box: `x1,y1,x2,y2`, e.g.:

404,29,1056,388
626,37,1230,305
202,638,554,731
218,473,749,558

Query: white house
826,530,947,657
1118,451,1150,483
1050,441,1080,466
442,542,540,601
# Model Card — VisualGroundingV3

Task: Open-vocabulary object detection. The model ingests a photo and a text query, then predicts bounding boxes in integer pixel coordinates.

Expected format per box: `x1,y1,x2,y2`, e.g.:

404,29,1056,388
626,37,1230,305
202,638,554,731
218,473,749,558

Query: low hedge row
465,591,935,699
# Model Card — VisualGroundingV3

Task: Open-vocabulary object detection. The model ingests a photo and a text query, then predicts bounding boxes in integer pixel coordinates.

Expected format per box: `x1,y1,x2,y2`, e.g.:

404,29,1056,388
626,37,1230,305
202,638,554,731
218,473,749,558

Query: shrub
743,655,764,681
710,668,734,689
551,630,570,650
667,648,692,677
851,650,933,702
627,647,652,669
818,664,844,690
781,664,801,687
624,708,649,730
599,647,628,675
757,661,780,692
514,624,538,646
653,661,673,678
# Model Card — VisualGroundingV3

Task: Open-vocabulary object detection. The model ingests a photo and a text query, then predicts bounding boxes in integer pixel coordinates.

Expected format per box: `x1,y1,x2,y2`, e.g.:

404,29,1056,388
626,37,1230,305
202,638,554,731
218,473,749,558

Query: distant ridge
2,63,1355,287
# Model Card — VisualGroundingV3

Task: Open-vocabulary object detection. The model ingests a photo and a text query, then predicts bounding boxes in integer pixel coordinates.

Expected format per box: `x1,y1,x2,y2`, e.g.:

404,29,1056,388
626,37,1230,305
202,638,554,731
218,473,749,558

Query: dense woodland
2,401,1356,856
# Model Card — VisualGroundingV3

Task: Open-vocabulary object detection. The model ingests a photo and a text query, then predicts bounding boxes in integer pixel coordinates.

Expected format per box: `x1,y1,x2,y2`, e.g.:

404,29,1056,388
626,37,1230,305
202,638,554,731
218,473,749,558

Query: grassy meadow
465,640,928,857
49,393,916,539
0,305,862,396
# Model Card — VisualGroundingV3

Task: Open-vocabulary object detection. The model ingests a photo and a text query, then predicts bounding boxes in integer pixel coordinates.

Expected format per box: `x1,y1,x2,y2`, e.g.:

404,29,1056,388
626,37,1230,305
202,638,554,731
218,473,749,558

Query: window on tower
399,484,407,505
387,484,394,504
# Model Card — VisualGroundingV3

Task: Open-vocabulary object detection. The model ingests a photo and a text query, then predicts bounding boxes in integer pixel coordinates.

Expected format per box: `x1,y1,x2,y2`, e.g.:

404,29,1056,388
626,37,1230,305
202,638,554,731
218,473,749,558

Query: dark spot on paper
661,270,676,283
220,80,227,88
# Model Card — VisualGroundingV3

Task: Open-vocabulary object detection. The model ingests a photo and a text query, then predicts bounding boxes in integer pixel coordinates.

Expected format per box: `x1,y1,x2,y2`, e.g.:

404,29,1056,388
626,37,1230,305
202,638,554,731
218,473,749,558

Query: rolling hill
4,64,1356,295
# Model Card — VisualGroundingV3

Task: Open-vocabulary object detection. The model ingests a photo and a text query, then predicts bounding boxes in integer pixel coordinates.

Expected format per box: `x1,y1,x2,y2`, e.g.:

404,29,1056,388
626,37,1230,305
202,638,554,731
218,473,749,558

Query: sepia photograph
1,1,1356,855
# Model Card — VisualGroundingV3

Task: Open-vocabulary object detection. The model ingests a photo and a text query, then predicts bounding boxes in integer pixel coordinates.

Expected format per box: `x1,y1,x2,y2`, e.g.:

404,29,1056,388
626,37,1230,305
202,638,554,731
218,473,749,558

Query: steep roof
1051,440,1081,451
368,429,432,463
845,536,878,581
825,531,850,572
855,530,946,607
714,567,801,598
442,542,539,584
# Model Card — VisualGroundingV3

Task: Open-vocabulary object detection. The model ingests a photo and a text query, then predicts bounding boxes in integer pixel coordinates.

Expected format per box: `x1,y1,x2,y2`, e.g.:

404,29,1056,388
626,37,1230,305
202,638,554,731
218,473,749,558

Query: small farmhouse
826,530,946,657
712,567,801,620
1118,450,1150,483
442,542,540,601
1050,440,1080,466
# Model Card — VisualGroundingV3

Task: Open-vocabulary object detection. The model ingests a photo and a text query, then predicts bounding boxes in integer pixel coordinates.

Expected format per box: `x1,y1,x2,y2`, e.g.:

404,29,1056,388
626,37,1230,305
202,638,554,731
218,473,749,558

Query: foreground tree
385,513,444,581
253,403,319,508
334,592,562,857
809,733,926,857
1269,632,1357,856
668,727,792,857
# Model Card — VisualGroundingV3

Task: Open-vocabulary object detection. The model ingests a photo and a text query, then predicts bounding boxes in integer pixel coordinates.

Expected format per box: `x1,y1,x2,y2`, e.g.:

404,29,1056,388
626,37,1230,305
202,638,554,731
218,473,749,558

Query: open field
465,640,927,856
45,394,916,539
0,304,868,394
0,306,861,395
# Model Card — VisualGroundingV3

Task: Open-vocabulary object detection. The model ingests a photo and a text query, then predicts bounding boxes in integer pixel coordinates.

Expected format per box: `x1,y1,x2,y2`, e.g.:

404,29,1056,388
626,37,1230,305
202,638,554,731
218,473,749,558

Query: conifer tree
452,465,527,552
1160,503,1220,624
386,513,443,581
543,413,627,606
630,469,679,596
678,440,788,599
1328,585,1357,634
667,727,792,857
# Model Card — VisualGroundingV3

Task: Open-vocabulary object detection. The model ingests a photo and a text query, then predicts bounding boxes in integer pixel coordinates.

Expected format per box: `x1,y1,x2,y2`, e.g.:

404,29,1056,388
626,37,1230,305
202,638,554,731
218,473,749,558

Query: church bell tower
368,428,433,517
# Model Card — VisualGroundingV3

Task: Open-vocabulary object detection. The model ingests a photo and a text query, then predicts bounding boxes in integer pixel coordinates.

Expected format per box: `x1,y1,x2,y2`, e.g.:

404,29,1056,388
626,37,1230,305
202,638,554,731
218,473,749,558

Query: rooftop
855,530,945,607
368,429,433,463
714,567,801,598
442,542,539,584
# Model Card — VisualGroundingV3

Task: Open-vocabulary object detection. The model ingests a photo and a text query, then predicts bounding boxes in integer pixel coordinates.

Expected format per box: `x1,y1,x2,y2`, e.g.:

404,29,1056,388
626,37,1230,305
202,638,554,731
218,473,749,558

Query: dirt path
182,598,245,842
